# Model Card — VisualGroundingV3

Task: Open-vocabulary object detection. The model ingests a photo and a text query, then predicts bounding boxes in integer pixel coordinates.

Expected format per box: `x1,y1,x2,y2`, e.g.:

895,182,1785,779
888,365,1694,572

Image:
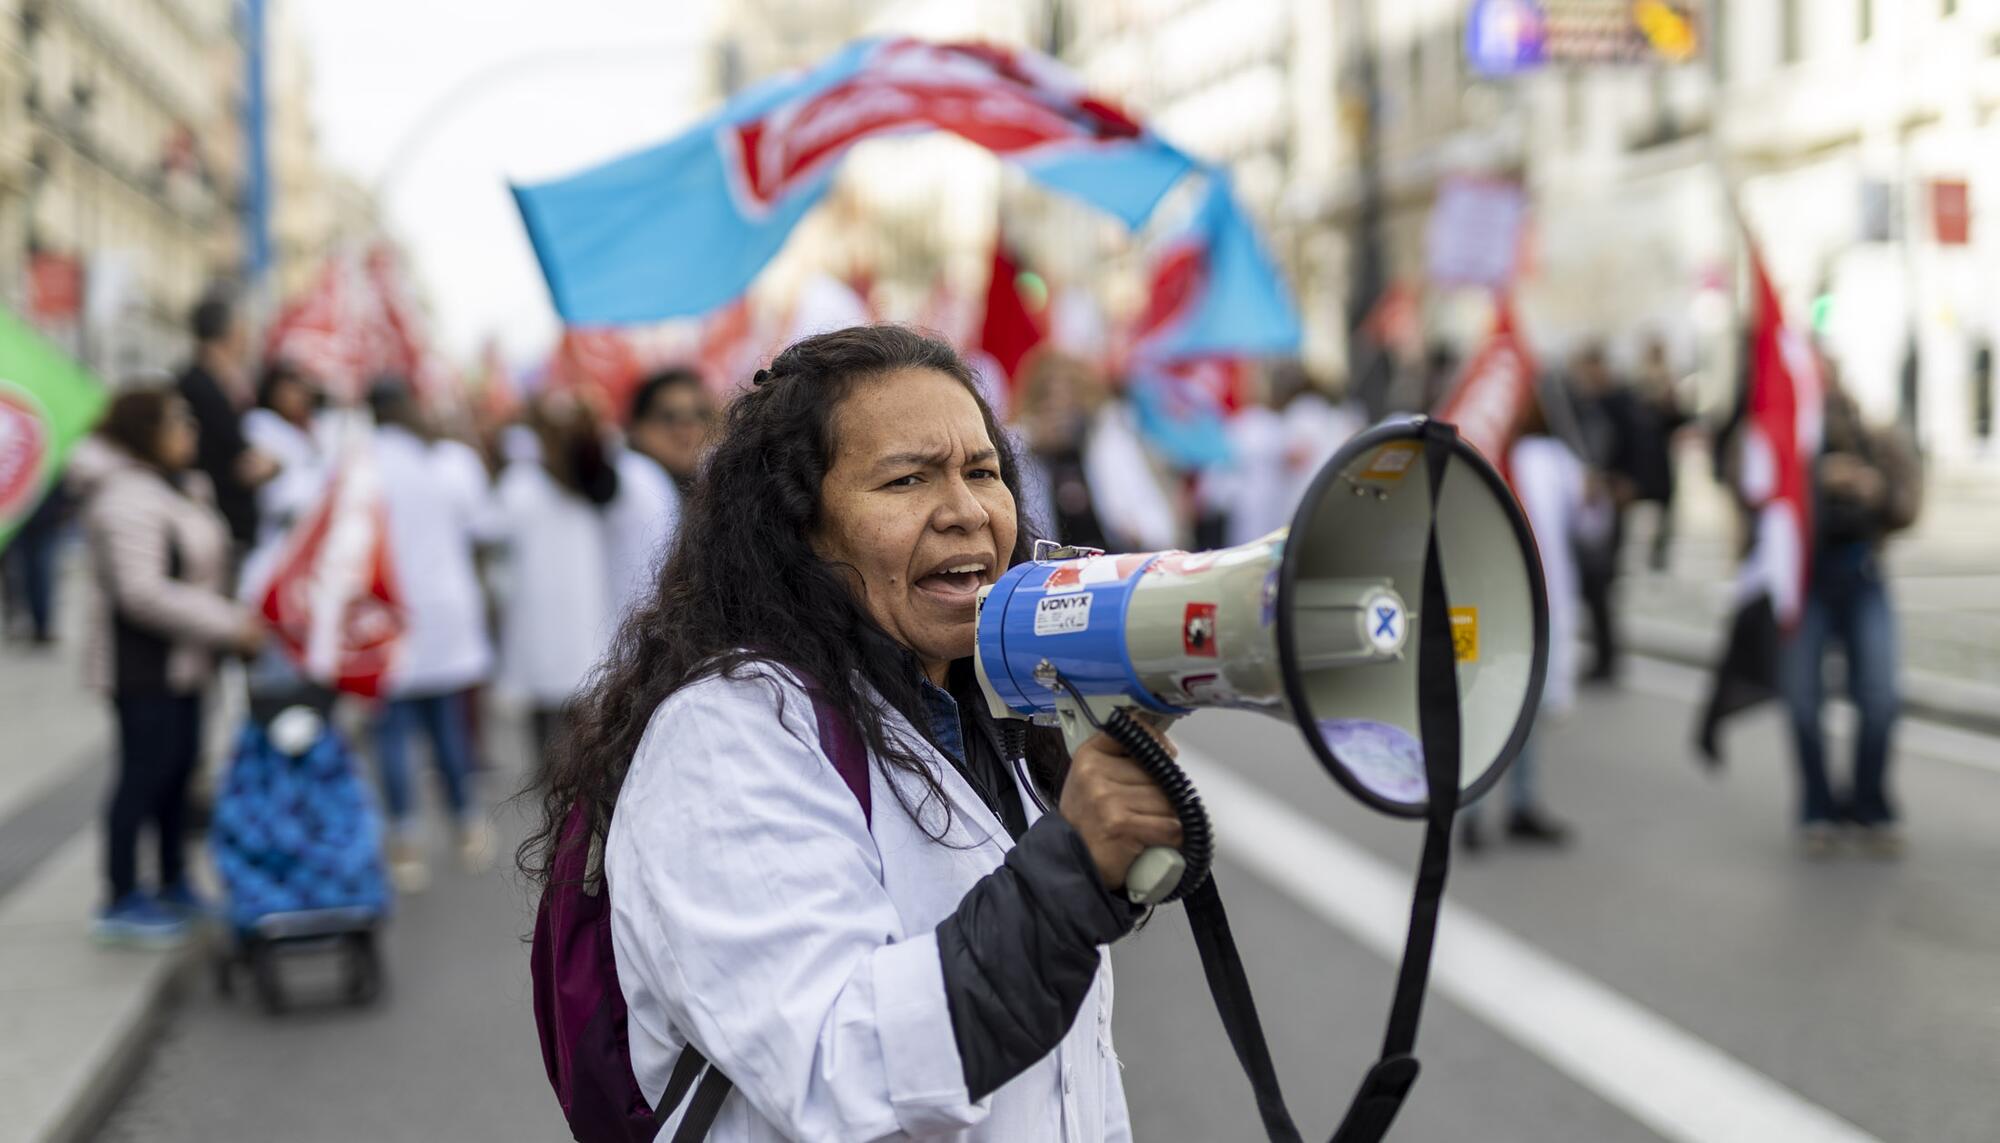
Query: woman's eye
968,468,1000,481
886,473,924,488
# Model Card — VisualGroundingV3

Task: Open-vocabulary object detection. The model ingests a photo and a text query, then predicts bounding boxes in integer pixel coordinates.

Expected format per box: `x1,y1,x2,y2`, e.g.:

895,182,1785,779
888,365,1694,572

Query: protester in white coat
522,328,1175,1141
368,381,493,890
498,393,620,776
1463,401,1606,851
605,368,709,623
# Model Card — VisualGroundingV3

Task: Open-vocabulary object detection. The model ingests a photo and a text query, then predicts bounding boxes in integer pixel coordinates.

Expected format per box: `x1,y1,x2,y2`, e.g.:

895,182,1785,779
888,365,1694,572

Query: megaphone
975,415,1548,904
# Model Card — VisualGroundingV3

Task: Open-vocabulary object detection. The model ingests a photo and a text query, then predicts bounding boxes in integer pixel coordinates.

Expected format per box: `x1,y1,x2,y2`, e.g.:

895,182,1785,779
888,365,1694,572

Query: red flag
1433,295,1538,477
258,425,404,697
1739,246,1823,627
1696,240,1824,764
977,239,1044,392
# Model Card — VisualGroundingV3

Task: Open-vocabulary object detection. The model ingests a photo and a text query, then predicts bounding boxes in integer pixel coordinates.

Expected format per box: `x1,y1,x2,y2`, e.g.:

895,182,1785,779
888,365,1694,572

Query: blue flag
513,38,1194,324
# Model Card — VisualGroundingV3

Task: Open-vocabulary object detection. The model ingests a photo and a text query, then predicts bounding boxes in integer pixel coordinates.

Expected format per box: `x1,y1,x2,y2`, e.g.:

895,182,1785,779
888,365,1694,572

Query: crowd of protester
1,290,1933,946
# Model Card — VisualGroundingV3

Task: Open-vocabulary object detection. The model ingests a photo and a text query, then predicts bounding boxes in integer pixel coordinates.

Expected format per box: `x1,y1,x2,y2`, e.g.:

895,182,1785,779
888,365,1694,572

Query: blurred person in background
369,380,494,891
1280,365,1365,515
1462,392,1600,851
2,479,70,646
1784,365,1922,859
1207,364,1293,548
238,362,330,595
1628,336,1693,572
607,368,707,622
77,384,266,945
1013,351,1111,550
1568,343,1637,682
176,296,276,559
498,391,619,778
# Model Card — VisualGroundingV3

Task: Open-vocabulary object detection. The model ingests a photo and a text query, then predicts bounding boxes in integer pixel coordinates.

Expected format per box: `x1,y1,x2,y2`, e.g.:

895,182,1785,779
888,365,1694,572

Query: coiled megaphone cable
1042,670,1214,905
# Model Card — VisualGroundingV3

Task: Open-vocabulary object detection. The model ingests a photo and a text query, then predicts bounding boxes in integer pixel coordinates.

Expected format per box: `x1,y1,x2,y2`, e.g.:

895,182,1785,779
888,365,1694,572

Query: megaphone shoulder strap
1182,421,1464,1143
1327,422,1465,1143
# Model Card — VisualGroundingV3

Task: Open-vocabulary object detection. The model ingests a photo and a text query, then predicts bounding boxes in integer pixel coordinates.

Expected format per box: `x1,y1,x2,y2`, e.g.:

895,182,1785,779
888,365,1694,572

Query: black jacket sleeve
935,812,1142,1101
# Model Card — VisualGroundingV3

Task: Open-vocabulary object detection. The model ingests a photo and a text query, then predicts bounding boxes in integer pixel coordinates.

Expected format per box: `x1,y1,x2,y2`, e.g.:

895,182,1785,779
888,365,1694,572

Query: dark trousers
2,521,59,639
106,693,204,902
1577,509,1626,678
1780,543,1901,826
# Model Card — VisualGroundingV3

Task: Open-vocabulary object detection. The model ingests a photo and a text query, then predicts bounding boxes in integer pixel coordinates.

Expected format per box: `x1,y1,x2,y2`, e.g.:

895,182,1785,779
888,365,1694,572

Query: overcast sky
294,0,718,363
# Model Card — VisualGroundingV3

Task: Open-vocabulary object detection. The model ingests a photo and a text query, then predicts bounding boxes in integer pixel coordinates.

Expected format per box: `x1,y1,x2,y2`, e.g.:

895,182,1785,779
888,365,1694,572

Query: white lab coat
1509,435,1606,717
375,425,494,697
605,449,681,623
1281,393,1364,514
606,664,1130,1143
1218,405,1292,547
495,461,614,706
238,408,332,604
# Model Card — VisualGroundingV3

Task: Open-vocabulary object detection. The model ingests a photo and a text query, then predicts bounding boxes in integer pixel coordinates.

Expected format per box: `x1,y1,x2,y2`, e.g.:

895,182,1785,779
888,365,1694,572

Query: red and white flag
1736,247,1824,627
1433,294,1538,478
258,418,404,698
1697,242,1824,764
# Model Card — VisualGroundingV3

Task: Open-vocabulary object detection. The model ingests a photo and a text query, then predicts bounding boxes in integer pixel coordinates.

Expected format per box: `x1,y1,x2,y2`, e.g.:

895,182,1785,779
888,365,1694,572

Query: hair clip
753,368,773,386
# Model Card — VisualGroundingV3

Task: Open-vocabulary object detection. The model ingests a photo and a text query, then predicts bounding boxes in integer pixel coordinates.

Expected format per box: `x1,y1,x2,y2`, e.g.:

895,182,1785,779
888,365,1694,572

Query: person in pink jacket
77,384,266,946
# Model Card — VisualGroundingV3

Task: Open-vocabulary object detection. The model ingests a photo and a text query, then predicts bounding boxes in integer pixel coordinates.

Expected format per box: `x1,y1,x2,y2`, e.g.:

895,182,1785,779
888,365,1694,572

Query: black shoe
1505,808,1572,847
1460,818,1486,853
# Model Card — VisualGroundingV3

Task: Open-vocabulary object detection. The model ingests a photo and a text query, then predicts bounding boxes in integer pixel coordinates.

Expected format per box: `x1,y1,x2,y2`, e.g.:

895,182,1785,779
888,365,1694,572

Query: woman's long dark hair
520,324,1063,888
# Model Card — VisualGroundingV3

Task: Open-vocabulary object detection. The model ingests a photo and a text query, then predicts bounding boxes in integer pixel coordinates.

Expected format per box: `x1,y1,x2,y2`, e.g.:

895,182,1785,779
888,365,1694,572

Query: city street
66,645,1999,1141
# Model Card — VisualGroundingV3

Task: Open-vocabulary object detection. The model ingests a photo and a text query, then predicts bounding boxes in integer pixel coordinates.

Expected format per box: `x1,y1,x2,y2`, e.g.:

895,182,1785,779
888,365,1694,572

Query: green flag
0,307,107,551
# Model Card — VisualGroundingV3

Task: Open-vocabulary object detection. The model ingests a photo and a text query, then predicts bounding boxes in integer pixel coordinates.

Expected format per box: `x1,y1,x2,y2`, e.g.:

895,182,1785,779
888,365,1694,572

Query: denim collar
917,673,967,766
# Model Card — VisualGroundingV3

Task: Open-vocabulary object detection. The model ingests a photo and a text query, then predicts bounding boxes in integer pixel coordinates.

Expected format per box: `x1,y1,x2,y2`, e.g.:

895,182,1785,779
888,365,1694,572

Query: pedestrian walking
497,392,619,778
1462,396,1600,851
1783,367,1922,858
368,380,494,891
238,361,330,601
606,368,705,623
175,296,276,560
522,326,1168,1140
77,385,266,946
1,478,69,645
1013,351,1113,551
1629,336,1693,572
1568,343,1637,682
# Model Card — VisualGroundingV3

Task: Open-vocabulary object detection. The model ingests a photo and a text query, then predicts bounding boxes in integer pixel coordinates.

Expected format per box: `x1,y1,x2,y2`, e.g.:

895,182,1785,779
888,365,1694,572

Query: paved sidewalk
0,558,187,1143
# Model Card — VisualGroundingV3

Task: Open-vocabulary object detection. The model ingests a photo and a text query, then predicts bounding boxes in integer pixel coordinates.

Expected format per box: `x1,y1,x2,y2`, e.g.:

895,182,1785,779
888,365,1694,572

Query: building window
1782,0,1801,64
1945,0,1958,17
1860,0,1872,41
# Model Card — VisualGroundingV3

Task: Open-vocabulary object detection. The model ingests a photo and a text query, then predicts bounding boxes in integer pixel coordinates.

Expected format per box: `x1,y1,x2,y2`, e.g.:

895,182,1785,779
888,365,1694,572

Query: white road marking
1182,751,1883,1143
1622,655,2000,778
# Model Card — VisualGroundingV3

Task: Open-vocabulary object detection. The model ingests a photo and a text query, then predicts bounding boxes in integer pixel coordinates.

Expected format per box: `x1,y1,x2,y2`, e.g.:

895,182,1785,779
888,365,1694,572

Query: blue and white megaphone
974,417,1549,904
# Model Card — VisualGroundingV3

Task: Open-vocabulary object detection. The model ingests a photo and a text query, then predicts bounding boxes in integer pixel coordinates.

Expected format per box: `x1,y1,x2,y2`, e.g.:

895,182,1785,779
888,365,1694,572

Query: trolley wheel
248,940,288,1015
342,930,384,1006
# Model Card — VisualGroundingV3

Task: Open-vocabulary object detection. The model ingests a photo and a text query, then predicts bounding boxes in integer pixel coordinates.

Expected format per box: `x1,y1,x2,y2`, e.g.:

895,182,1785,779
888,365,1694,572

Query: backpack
532,686,869,1143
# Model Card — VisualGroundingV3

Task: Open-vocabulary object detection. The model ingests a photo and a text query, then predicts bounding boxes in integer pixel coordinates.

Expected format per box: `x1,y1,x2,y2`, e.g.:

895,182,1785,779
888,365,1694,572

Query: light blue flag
513,38,1194,324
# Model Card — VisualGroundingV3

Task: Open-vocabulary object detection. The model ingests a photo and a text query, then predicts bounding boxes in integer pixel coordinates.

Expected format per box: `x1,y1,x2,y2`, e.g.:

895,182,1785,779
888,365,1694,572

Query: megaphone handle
1050,694,1214,906
1100,708,1213,906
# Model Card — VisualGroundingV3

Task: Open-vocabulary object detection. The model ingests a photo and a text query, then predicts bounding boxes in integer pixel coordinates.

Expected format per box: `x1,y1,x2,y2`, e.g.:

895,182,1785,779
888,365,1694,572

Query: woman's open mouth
915,559,990,607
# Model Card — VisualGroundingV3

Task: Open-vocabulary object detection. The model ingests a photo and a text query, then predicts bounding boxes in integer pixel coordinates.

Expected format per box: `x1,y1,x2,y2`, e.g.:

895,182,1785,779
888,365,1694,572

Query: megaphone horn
974,415,1549,903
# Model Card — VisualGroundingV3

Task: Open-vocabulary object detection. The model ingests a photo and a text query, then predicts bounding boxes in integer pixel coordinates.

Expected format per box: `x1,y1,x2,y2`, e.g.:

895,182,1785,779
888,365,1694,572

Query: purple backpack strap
805,684,871,826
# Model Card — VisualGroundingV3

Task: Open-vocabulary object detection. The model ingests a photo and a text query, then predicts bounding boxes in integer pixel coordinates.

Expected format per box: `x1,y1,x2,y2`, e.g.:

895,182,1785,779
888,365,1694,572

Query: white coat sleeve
605,671,987,1143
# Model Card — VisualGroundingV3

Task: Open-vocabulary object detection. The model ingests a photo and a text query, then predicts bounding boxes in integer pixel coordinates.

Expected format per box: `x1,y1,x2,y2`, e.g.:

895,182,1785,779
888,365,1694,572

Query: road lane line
1183,751,1882,1143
